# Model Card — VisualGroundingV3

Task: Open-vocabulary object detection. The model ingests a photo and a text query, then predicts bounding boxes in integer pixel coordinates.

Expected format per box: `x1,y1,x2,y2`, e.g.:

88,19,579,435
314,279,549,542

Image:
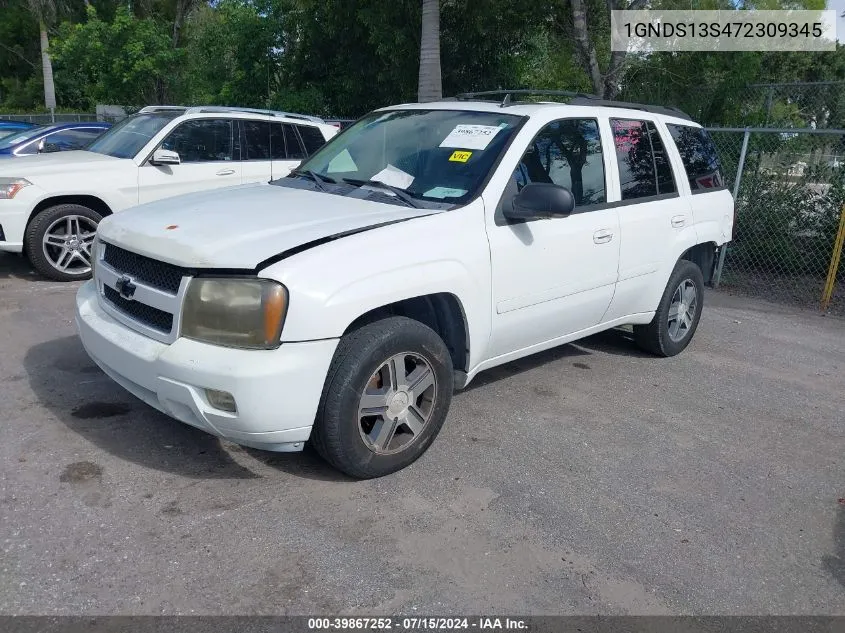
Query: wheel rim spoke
406,365,434,398
388,355,405,390
369,417,398,452
358,391,389,416
43,234,65,247
403,406,426,436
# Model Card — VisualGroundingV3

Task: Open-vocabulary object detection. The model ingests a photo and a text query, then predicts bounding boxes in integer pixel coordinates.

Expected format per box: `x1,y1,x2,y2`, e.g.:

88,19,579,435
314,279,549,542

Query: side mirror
150,148,181,166
42,142,61,153
503,182,575,222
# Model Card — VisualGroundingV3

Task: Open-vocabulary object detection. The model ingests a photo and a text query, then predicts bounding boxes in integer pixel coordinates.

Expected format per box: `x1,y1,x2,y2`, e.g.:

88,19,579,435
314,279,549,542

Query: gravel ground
1,252,843,615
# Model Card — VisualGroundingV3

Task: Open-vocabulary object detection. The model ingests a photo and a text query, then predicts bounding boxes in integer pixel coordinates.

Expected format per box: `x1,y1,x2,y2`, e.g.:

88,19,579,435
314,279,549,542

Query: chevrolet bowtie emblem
115,275,137,300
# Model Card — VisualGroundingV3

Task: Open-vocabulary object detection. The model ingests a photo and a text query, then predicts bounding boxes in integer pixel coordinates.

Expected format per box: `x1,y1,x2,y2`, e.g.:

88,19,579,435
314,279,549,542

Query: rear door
665,124,733,246
601,117,690,320
138,118,242,204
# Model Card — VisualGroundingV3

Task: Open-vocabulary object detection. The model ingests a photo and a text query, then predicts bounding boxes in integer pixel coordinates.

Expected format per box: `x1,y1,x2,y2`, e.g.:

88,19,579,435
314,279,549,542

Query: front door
138,118,241,204
486,117,621,358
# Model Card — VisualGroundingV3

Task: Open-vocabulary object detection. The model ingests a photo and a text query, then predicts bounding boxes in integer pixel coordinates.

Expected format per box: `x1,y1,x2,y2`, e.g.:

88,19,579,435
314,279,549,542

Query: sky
828,0,845,42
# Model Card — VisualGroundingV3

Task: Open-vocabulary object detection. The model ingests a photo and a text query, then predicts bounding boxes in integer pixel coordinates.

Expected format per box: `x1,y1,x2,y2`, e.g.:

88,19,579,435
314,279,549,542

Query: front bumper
0,195,30,253
75,280,339,451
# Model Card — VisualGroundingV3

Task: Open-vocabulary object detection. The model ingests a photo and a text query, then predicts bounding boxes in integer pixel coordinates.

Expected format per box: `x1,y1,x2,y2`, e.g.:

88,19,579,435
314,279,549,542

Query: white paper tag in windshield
423,186,467,199
371,164,414,189
439,124,503,150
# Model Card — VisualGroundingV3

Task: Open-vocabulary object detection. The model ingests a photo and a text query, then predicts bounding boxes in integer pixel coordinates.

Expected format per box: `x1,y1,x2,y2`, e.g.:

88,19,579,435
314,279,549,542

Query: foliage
50,7,183,109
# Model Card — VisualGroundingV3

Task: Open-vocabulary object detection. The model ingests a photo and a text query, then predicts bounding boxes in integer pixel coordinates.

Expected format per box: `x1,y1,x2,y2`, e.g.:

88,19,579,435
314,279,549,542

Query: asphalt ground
1,252,843,615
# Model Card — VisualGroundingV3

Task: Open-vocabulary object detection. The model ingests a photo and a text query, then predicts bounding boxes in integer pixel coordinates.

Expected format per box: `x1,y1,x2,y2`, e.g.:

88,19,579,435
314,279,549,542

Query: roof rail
186,106,326,124
450,89,692,121
137,105,188,114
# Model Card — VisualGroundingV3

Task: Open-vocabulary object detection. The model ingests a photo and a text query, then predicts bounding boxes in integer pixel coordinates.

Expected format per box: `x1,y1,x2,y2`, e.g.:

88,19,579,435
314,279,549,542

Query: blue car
0,122,111,158
0,120,37,139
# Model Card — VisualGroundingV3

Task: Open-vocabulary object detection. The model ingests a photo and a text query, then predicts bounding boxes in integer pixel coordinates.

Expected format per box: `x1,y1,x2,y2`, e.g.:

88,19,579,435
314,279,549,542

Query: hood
97,183,437,269
0,150,122,176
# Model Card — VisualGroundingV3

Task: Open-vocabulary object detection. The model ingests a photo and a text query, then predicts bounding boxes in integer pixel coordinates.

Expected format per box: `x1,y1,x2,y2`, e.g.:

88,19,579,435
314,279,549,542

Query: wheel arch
679,241,717,285
343,292,470,374
25,195,113,253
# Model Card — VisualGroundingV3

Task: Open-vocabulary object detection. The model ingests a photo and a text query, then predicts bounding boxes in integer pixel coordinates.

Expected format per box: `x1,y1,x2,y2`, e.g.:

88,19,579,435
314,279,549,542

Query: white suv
0,106,338,280
75,93,733,478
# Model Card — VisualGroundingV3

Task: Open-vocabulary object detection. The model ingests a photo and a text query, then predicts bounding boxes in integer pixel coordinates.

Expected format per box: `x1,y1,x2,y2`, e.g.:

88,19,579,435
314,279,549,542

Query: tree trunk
417,0,442,103
570,0,603,97
39,21,56,111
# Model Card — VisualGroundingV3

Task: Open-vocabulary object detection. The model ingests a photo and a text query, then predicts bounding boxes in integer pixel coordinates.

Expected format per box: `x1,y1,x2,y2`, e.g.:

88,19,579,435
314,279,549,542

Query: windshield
87,112,181,159
286,109,524,205
0,126,47,149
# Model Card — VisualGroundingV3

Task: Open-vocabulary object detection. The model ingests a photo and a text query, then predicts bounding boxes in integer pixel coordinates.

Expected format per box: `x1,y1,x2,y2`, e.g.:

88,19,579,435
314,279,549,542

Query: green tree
51,7,183,108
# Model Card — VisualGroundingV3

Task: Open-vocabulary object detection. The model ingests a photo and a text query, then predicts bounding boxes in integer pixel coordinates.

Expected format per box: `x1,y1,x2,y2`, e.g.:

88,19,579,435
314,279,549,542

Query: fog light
206,389,237,413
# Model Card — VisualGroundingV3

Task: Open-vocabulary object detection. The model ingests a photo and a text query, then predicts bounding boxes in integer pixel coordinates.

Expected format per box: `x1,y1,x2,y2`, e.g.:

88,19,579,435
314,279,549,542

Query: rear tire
311,316,454,479
634,259,704,357
25,204,102,281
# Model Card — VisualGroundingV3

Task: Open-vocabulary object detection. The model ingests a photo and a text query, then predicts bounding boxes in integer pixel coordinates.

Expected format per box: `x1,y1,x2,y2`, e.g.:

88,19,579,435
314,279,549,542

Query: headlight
181,278,288,349
0,178,31,199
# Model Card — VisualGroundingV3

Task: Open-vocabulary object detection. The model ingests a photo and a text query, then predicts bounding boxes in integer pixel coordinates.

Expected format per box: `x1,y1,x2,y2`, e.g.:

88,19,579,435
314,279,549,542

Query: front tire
311,316,454,479
25,204,102,281
634,259,704,357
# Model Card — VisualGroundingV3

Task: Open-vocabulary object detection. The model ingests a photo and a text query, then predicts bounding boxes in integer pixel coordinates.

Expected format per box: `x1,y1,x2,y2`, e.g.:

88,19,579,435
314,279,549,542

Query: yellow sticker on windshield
449,150,472,163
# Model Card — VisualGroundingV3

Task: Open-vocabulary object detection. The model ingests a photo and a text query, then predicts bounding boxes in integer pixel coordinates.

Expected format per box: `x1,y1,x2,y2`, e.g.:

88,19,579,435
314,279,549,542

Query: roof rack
450,89,692,121
137,106,188,113
187,106,325,123
137,105,325,123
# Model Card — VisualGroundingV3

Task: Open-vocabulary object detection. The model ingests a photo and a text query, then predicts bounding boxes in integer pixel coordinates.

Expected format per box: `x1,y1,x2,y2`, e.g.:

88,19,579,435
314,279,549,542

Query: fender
264,204,493,370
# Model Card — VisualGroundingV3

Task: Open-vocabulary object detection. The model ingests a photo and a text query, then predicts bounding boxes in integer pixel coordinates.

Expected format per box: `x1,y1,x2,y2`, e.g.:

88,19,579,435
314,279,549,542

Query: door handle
216,169,236,176
593,229,613,244
671,215,686,228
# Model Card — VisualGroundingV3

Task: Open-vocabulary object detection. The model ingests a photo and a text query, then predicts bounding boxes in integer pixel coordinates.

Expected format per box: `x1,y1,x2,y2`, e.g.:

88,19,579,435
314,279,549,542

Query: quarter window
161,119,233,162
513,118,606,208
611,119,677,200
667,124,724,191
296,124,327,155
283,124,307,159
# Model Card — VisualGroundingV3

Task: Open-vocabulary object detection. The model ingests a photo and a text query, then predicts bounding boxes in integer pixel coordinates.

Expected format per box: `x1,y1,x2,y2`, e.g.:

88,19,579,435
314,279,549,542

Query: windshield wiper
290,169,335,191
342,178,422,209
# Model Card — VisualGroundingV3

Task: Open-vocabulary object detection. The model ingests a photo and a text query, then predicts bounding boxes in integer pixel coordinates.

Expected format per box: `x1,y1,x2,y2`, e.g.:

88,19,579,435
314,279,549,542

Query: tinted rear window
667,124,724,191
611,119,677,200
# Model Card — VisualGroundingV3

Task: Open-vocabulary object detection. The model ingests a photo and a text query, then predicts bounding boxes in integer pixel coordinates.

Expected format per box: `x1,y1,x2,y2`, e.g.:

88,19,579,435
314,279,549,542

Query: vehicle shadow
462,327,652,393
24,334,260,479
823,503,845,589
23,326,652,482
0,253,44,281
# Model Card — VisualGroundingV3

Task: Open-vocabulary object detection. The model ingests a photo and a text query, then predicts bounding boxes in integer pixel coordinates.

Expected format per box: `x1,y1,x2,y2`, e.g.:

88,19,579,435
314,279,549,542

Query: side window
242,120,271,160
514,118,606,208
161,119,233,162
46,128,103,150
270,123,287,160
611,119,677,200
667,124,724,192
296,124,326,155
282,124,306,159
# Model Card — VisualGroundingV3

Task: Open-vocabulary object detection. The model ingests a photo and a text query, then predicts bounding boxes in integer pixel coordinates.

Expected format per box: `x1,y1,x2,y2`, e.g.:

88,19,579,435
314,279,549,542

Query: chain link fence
708,126,845,314
0,113,102,124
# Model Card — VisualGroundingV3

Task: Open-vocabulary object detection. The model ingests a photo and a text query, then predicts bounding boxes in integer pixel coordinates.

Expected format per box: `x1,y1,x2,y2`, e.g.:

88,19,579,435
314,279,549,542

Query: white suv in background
0,106,338,280
76,92,733,478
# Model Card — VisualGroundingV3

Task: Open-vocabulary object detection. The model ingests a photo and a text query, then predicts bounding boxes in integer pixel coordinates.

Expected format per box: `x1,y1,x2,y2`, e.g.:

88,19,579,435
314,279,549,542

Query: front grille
104,286,174,333
103,243,186,294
